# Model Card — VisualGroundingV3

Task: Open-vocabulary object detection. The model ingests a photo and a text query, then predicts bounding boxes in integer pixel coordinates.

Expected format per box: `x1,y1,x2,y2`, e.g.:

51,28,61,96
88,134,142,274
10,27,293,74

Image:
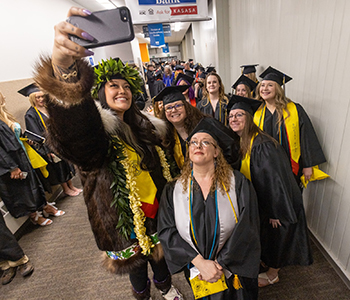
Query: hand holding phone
67,7,134,49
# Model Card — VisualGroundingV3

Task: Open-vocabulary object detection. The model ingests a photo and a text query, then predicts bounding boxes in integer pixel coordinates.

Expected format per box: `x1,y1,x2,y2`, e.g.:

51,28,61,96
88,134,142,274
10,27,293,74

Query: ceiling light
174,22,181,32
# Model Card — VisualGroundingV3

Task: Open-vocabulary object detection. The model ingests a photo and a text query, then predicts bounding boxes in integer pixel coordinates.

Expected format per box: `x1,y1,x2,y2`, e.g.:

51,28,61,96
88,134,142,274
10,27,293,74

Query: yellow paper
190,274,228,299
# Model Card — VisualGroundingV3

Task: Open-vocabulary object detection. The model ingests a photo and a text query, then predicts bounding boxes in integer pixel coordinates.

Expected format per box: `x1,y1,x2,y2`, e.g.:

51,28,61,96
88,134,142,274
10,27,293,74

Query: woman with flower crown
33,7,183,300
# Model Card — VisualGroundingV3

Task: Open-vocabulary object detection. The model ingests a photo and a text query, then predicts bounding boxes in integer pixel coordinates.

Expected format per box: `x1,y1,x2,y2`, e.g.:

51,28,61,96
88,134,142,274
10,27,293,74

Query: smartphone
67,7,134,48
21,172,28,179
24,130,45,144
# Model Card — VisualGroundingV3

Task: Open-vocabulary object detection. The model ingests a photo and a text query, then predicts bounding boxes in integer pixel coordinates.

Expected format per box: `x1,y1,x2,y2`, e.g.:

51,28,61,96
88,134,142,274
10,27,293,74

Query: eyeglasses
228,112,246,120
189,140,216,148
165,103,184,113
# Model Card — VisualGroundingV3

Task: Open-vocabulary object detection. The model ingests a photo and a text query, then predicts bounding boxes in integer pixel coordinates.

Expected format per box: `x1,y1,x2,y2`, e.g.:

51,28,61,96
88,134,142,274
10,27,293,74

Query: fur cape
34,56,167,274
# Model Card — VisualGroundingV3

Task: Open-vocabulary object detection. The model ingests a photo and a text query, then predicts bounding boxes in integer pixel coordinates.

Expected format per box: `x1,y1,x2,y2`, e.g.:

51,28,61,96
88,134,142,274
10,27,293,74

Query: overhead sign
148,23,165,47
125,0,209,24
143,24,171,37
162,43,169,53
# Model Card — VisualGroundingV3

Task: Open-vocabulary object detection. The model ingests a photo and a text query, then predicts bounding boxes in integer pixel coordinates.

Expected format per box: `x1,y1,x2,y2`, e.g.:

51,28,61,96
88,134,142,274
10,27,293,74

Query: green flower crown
92,58,143,99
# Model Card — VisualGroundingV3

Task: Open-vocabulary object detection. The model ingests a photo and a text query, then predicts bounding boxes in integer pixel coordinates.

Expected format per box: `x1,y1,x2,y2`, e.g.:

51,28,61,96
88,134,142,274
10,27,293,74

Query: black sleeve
297,103,326,168
158,182,199,274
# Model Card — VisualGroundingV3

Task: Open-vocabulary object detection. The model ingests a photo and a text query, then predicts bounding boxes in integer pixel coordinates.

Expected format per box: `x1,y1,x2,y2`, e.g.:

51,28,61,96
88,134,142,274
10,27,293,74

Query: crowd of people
0,6,329,300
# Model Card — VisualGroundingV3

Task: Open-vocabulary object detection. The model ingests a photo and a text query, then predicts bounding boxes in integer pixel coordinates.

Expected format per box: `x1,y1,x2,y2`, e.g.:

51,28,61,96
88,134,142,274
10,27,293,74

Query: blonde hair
0,92,17,131
255,81,292,127
202,73,228,107
28,91,49,108
179,143,233,194
244,72,257,83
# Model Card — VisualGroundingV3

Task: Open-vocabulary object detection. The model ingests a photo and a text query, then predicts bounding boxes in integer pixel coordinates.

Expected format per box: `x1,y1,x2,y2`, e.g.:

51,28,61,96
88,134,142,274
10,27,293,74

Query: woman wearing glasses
158,117,260,300
228,95,313,288
155,86,204,172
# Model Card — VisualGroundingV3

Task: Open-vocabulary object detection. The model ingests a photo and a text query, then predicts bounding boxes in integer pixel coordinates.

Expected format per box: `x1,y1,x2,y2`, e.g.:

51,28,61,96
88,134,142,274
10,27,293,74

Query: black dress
25,106,75,190
0,120,46,218
158,170,261,299
244,133,313,268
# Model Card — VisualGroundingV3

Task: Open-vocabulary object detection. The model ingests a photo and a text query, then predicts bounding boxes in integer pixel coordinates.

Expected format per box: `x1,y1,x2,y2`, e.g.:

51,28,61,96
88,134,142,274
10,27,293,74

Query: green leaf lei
107,135,133,240
92,58,143,99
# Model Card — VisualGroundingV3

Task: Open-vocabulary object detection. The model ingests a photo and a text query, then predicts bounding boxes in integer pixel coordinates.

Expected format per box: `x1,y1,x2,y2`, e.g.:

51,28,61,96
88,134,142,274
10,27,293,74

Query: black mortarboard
231,74,258,91
175,65,184,71
188,58,193,62
206,66,216,73
187,117,240,165
227,94,262,115
198,71,208,79
184,69,196,79
259,66,292,86
240,64,258,74
193,63,202,70
173,73,195,85
18,83,40,97
153,85,190,105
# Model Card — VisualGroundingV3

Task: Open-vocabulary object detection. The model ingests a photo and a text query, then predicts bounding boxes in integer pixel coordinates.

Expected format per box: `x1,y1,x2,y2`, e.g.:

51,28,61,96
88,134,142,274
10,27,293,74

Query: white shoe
161,285,183,300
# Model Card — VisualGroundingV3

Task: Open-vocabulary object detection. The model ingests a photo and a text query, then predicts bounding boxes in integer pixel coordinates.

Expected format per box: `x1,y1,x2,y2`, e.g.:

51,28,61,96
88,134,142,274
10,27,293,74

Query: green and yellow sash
240,134,257,181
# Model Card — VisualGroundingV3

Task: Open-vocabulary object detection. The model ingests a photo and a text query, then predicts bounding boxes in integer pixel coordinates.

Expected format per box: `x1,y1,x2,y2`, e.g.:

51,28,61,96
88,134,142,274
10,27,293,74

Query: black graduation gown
0,212,24,262
249,134,313,268
158,170,260,300
0,120,46,218
25,106,75,189
197,98,227,125
261,103,326,184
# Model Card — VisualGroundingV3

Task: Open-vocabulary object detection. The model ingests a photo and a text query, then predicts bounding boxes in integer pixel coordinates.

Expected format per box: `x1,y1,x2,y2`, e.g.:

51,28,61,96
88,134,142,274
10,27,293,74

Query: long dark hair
159,99,204,156
98,84,161,170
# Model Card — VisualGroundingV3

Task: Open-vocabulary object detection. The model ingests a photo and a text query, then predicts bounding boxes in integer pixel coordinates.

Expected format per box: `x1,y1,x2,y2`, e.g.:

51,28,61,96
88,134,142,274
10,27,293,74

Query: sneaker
18,260,34,277
1,267,17,285
161,285,183,300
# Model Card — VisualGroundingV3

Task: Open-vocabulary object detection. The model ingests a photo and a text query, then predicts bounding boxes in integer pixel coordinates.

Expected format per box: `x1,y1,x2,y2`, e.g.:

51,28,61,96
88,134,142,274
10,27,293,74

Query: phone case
67,7,134,48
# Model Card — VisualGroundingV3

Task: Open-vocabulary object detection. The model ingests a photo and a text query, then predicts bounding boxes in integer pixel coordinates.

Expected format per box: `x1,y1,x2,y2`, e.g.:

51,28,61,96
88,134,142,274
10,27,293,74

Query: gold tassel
233,274,243,290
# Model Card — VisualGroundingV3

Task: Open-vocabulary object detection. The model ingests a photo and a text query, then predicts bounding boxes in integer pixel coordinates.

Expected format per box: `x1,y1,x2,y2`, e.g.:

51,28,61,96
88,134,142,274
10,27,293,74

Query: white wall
224,0,350,281
0,0,79,82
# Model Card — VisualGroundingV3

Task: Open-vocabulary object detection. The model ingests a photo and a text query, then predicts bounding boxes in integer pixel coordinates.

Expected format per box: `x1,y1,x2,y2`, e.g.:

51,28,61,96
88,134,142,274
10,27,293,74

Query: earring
190,161,193,169
214,158,217,169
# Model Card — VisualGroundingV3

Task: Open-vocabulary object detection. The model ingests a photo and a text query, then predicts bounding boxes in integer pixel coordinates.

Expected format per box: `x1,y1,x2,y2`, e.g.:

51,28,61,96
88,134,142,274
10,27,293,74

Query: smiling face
164,100,187,127
259,80,277,102
206,75,220,94
189,132,219,167
104,79,132,119
235,84,249,98
33,91,46,108
228,109,246,136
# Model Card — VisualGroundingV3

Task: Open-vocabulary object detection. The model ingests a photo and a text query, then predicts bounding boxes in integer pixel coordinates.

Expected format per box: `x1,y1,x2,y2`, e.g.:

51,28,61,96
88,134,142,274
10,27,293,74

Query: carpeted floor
1,177,350,299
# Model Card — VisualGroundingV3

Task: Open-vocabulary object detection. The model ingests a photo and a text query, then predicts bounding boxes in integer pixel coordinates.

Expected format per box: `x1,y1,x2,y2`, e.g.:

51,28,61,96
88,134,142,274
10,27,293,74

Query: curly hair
179,143,233,194
255,81,292,127
98,84,162,171
159,99,204,155
0,92,17,131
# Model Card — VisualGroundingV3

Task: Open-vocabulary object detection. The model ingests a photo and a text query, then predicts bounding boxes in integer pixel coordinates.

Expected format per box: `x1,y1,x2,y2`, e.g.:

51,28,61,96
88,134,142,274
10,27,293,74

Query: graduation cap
173,72,195,85
18,83,40,97
240,64,259,75
154,69,162,78
187,117,239,165
231,74,258,91
184,69,196,79
153,85,190,105
174,65,184,71
193,63,202,70
188,58,194,62
206,66,216,73
259,66,292,86
227,94,262,115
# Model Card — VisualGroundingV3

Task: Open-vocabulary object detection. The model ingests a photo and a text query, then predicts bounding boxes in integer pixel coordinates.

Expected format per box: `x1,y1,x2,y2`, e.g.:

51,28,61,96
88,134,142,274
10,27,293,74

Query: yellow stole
20,138,49,178
254,102,329,187
173,130,184,169
123,144,157,205
240,134,257,181
254,102,300,175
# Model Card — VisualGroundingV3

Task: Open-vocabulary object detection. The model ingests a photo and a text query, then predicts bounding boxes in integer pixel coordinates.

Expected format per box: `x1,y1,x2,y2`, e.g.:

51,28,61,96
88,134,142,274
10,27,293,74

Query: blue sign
163,24,171,36
162,43,169,53
139,0,196,5
148,23,165,47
